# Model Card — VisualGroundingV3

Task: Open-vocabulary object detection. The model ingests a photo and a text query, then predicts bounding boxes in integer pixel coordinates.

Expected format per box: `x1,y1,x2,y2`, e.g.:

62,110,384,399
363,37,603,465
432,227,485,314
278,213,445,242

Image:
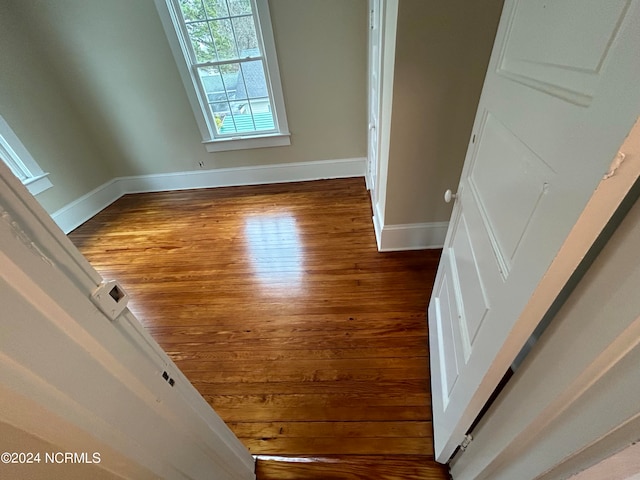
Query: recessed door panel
450,213,489,350
431,256,463,406
469,112,553,278
497,0,631,105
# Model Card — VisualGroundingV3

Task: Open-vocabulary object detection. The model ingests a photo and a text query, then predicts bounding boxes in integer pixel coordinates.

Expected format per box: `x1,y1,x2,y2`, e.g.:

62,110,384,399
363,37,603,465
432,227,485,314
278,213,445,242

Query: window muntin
168,0,287,143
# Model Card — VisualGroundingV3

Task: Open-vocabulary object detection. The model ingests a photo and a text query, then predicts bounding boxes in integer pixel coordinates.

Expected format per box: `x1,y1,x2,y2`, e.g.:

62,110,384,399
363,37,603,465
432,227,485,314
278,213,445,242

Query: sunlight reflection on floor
244,214,304,296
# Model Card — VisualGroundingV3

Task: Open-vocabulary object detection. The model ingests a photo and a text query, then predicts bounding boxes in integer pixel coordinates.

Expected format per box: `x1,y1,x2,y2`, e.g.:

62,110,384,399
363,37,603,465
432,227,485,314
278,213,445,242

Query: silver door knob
444,189,457,203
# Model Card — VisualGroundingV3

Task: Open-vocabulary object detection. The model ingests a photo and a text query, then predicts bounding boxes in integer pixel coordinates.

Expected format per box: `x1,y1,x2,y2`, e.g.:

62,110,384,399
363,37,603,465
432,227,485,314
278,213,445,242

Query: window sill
24,173,53,196
203,133,291,153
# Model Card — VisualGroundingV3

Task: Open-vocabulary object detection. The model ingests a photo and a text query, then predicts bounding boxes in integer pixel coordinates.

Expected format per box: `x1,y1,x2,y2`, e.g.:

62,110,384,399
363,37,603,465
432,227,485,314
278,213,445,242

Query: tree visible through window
176,0,277,136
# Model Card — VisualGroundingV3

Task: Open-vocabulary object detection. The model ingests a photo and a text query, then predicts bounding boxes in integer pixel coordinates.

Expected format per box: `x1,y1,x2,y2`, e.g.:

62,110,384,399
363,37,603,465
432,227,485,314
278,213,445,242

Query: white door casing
0,160,255,479
367,0,382,197
429,0,640,463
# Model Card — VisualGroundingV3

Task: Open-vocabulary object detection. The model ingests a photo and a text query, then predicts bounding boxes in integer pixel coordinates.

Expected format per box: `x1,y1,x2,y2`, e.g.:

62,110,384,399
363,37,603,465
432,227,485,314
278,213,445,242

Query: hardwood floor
69,178,449,480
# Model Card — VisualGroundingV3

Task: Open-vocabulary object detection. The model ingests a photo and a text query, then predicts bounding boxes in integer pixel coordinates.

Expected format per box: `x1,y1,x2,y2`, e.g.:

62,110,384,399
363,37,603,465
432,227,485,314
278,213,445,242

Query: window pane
233,64,249,101
221,99,274,134
198,64,249,135
229,101,256,132
250,99,274,131
213,108,232,134
178,0,206,22
227,0,251,16
202,0,229,19
210,18,238,60
217,63,240,98
186,22,216,62
217,104,238,134
198,65,236,104
233,15,259,56
237,60,269,100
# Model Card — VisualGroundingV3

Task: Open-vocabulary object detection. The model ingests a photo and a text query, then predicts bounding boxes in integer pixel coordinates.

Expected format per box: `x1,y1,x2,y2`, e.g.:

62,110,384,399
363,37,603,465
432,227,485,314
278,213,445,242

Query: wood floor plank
181,360,428,377
207,392,429,407
255,455,450,480
146,318,427,340
165,333,429,352
148,325,428,347
229,421,432,438
68,178,448,479
192,379,430,396
244,437,433,455
160,335,428,354
211,404,430,423
186,367,428,385
165,345,428,362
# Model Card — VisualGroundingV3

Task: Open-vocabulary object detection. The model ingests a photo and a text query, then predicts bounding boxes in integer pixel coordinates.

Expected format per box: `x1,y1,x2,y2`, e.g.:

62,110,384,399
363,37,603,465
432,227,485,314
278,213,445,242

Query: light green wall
0,1,114,214
384,0,503,225
10,0,367,179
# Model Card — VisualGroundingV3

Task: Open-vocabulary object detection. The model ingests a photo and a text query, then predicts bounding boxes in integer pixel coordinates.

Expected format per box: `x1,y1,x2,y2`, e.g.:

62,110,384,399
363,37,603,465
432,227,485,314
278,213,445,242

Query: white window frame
0,115,52,195
155,0,290,152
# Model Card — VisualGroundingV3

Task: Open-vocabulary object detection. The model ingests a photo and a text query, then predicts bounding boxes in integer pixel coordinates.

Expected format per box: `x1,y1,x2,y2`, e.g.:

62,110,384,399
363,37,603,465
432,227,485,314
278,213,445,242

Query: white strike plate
91,280,129,321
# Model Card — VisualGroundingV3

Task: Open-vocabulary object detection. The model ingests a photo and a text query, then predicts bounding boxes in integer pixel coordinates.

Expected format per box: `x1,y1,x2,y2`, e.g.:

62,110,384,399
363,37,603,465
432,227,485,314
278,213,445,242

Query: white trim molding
0,115,53,196
120,157,365,194
51,180,124,235
204,133,290,153
373,215,448,251
51,158,366,233
370,0,399,240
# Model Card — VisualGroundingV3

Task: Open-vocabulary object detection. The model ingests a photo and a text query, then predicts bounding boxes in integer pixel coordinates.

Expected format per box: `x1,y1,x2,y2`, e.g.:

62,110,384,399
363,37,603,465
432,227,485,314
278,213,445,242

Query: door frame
0,161,255,479
368,0,399,251
366,0,382,197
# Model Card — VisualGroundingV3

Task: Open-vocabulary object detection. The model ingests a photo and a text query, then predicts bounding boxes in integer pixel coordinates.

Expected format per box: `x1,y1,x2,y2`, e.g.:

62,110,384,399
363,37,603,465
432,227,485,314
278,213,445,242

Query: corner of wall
50,179,123,234
375,219,448,251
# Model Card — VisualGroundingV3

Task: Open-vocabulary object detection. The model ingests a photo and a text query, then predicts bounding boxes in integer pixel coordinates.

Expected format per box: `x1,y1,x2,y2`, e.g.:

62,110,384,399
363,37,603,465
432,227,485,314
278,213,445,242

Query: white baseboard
119,157,366,193
364,161,373,192
52,158,366,233
51,179,123,234
374,218,448,251
372,208,384,251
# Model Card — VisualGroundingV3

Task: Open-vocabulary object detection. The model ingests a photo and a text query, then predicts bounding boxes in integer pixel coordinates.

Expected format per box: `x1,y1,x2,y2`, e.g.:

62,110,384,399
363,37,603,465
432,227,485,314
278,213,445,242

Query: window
0,115,52,195
155,0,290,152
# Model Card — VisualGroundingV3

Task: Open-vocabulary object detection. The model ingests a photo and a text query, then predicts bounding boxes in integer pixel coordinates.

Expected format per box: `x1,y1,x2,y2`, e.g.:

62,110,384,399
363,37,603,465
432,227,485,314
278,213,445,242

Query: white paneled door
429,0,640,463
